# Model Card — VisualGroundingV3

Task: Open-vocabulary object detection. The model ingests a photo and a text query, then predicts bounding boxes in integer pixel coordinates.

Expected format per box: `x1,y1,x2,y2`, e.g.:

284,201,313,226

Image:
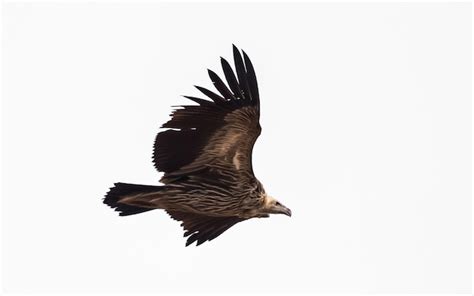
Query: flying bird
104,45,291,246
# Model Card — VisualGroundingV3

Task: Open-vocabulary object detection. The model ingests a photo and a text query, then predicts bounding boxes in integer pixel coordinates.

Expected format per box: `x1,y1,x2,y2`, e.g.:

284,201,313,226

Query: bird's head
261,194,292,217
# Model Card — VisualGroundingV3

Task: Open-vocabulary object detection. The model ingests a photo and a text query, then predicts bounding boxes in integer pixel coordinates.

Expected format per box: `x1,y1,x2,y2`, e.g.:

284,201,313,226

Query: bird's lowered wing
153,45,261,183
166,210,245,246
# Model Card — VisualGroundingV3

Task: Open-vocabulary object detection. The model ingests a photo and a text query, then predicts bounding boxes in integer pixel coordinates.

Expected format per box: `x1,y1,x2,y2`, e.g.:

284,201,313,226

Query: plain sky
2,2,472,294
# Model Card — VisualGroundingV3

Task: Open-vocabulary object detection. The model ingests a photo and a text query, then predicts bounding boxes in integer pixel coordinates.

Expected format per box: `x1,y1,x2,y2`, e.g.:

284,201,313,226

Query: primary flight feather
104,45,291,246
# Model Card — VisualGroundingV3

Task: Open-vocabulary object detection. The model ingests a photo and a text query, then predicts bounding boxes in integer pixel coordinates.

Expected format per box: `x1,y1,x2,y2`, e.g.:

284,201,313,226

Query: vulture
104,45,291,246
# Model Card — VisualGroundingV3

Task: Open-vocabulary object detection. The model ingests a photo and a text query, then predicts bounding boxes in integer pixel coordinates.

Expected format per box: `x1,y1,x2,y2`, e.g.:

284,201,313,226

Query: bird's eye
275,202,281,206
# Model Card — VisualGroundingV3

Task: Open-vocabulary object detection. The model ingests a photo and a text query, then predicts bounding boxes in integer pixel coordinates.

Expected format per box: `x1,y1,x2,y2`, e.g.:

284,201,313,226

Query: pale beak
276,203,292,217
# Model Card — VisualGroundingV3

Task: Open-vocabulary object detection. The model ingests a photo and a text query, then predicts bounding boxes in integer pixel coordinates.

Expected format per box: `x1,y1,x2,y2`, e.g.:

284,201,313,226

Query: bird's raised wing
153,45,261,184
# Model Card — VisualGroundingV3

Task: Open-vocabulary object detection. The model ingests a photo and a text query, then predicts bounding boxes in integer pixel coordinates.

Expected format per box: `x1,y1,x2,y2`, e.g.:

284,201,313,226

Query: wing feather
167,210,245,246
233,45,252,101
194,85,228,105
153,46,261,183
243,50,260,106
181,95,215,107
208,69,236,101
220,57,242,99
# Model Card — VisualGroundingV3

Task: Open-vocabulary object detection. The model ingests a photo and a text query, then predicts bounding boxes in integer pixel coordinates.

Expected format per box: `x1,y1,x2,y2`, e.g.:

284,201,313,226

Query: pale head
261,194,292,217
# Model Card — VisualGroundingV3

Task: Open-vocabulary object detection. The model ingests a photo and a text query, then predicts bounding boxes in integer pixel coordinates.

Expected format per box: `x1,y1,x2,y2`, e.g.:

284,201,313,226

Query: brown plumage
104,45,291,246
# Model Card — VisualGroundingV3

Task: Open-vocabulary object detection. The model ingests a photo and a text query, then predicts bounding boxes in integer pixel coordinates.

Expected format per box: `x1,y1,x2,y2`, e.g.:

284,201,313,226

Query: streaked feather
107,46,266,246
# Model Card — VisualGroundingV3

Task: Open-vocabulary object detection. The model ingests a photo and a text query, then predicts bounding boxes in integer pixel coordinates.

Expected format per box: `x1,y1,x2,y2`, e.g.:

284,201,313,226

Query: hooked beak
276,203,292,217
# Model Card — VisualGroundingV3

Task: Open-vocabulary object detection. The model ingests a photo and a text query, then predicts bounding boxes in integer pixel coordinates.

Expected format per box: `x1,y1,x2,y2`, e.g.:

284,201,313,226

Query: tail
104,182,164,216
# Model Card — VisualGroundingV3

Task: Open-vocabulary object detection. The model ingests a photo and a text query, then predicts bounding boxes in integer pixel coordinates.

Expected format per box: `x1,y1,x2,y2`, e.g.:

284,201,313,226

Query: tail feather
104,182,163,216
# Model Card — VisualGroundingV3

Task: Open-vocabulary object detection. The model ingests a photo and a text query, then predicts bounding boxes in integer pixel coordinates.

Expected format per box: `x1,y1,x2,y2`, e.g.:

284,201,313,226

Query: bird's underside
104,45,291,246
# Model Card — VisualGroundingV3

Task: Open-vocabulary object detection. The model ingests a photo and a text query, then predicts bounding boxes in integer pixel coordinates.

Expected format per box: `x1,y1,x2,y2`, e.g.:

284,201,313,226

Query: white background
2,2,471,294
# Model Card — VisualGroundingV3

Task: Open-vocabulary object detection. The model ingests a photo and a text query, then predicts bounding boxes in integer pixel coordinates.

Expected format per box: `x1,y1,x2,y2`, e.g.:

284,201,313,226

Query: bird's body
104,46,291,246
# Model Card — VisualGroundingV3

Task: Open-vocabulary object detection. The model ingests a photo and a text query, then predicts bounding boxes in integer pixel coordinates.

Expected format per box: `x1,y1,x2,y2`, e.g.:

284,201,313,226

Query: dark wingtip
207,68,217,78
207,68,236,102
242,49,259,104
220,56,242,99
194,85,227,104
181,95,213,106
232,44,251,101
242,50,249,60
232,44,241,56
